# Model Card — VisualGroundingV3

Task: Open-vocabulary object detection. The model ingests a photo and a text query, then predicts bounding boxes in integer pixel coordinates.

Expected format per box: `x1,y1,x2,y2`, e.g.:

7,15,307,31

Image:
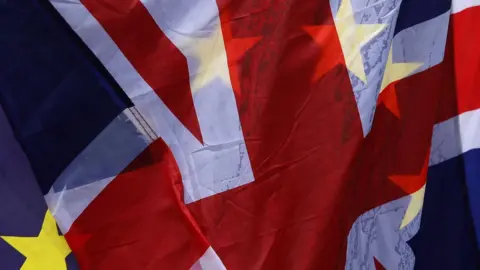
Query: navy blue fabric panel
462,149,480,248
65,253,81,270
0,240,24,270
0,0,132,194
394,0,451,35
409,151,480,270
0,106,79,269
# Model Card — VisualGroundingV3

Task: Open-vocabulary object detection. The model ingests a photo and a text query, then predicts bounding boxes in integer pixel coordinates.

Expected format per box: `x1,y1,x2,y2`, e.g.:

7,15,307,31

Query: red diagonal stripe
81,0,203,143
434,7,480,123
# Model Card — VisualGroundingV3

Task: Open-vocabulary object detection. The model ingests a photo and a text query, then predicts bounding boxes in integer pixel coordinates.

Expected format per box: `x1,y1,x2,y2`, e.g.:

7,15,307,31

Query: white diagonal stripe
430,108,480,166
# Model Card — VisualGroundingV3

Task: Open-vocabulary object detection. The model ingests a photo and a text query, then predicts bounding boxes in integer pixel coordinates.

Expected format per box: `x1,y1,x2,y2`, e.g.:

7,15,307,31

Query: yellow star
1,210,71,270
377,45,423,117
334,0,387,83
400,184,425,229
181,25,231,94
380,46,423,93
389,156,429,229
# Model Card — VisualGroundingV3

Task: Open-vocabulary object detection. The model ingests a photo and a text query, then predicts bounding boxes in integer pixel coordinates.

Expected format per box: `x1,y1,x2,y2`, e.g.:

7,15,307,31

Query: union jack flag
0,0,479,269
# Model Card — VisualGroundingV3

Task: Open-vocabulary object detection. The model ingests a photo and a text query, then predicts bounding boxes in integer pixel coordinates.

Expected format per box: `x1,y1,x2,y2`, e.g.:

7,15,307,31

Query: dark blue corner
408,150,480,270
0,0,132,194
394,0,451,35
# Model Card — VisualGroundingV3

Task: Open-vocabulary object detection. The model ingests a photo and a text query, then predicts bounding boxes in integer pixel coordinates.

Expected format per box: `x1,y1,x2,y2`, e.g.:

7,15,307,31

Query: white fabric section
329,0,449,136
345,195,419,270
45,176,114,233
329,0,401,136
391,11,450,75
140,0,252,172
452,0,480,14
430,108,480,166
190,247,227,270
141,0,255,201
50,0,254,205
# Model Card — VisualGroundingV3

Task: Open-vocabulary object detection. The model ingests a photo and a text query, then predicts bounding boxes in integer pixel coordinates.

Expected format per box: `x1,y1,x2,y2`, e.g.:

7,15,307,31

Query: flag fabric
0,0,479,269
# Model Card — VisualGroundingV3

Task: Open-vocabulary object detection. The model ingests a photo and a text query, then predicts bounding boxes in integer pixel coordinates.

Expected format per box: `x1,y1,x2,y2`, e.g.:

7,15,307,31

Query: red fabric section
388,155,429,194
375,8,480,126
185,1,434,269
65,3,480,270
450,7,480,118
303,25,345,82
377,84,401,118
434,7,480,123
81,0,203,143
224,36,262,99
66,139,208,270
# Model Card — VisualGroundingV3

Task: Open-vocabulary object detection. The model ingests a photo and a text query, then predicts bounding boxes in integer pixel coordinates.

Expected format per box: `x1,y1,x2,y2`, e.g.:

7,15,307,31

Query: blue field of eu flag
0,0,131,269
0,107,80,269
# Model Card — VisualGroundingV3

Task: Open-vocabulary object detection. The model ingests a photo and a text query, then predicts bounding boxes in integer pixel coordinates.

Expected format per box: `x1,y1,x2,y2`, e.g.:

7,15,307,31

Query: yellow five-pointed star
334,0,387,83
1,210,71,270
377,45,423,116
181,25,231,94
380,45,423,93
400,184,426,229
389,156,429,229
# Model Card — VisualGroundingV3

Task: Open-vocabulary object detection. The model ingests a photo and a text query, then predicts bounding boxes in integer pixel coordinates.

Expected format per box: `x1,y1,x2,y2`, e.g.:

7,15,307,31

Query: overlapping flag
0,0,479,269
